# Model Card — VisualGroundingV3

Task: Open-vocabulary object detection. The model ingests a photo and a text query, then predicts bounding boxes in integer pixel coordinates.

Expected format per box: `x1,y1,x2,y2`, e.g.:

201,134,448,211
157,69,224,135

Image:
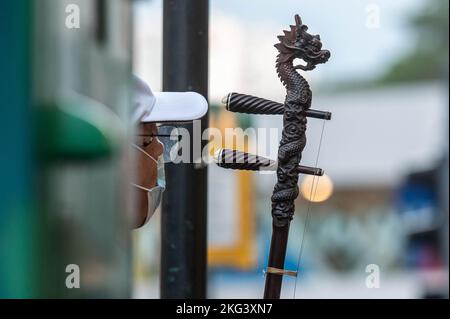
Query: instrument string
293,120,326,298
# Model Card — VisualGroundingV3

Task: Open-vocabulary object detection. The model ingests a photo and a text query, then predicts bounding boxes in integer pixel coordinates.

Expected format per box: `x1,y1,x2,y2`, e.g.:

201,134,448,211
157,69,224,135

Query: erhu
214,14,332,299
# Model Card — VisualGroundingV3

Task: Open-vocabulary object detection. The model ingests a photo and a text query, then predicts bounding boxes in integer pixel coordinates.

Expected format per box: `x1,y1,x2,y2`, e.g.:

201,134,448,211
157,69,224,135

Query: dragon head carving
275,14,330,71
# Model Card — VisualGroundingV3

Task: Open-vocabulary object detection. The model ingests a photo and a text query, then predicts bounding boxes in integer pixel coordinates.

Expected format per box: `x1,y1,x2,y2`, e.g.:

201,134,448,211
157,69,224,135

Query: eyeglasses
135,125,181,163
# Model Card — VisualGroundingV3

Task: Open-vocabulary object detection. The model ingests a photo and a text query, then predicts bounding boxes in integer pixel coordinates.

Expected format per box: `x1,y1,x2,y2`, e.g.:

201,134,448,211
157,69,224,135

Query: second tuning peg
214,149,324,176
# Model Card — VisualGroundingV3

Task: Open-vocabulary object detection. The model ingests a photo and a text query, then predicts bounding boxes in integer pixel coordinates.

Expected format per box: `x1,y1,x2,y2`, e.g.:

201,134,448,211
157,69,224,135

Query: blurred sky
212,0,425,81
136,0,426,84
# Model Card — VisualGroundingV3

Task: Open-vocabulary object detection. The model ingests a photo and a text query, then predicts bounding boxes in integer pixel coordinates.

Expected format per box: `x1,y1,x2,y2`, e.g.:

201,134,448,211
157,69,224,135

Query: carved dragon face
275,14,330,71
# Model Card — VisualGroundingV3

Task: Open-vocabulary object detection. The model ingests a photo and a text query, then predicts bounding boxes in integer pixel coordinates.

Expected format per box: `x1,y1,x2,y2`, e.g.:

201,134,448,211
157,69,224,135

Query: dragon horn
294,14,302,26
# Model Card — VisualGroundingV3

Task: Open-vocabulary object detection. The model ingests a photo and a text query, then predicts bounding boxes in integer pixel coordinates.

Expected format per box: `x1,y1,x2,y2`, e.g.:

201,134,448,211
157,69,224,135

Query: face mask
131,144,165,224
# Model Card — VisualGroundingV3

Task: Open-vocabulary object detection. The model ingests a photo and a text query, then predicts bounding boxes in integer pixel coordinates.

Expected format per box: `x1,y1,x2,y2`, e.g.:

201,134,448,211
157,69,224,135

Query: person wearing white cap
131,75,208,228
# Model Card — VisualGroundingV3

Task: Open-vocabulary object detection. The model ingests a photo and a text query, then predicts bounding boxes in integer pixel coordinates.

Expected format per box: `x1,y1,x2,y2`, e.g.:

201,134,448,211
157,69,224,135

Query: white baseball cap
133,75,208,123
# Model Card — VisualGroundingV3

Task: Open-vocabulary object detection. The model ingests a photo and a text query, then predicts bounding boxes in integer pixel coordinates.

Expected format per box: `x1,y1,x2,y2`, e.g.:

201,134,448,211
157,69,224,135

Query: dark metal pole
161,0,209,298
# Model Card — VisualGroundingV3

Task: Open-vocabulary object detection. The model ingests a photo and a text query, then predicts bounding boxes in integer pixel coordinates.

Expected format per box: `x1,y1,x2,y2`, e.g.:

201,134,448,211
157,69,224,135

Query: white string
293,120,326,298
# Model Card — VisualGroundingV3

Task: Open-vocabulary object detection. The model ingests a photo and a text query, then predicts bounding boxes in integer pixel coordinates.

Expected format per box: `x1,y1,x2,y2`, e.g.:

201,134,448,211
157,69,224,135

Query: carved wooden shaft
264,103,308,299
263,14,330,299
213,14,331,299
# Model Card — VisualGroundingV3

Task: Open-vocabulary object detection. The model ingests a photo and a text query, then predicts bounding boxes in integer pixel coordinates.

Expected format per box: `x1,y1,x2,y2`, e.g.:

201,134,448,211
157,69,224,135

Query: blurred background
1,0,448,299
133,0,449,299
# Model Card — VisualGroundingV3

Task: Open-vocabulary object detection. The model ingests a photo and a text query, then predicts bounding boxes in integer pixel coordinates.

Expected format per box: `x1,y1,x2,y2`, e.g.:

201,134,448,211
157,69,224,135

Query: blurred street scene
1,0,448,299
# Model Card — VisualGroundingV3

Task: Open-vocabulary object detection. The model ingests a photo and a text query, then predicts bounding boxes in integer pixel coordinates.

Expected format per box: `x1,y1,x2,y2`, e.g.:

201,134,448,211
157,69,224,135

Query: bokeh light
300,174,334,203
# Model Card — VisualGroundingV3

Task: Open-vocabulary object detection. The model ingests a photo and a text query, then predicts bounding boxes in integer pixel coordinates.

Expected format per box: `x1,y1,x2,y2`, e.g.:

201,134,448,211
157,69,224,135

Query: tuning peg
214,149,324,176
222,92,332,120
214,148,276,171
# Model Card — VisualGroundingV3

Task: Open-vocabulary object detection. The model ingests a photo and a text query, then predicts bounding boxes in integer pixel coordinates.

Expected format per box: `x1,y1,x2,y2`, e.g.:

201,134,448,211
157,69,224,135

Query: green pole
0,0,37,298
